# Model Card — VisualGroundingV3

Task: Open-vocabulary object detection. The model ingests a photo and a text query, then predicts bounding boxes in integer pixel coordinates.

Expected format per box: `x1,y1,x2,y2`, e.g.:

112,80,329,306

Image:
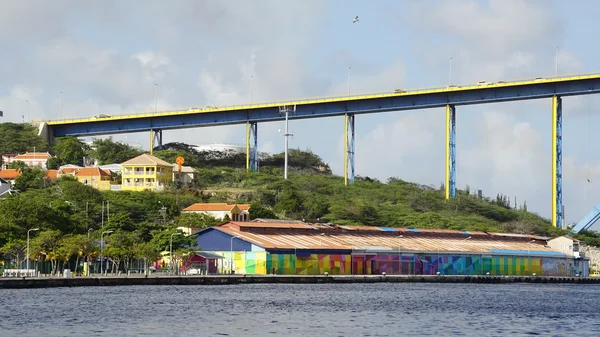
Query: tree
7,161,27,170
174,213,221,230
13,166,47,192
0,240,26,269
149,229,198,252
134,242,161,276
88,138,143,165
52,136,90,166
249,202,277,220
0,123,48,154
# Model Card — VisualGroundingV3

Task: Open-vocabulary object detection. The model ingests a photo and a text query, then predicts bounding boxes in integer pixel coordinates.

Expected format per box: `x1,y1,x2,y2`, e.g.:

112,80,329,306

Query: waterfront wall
214,252,588,277
1,274,599,289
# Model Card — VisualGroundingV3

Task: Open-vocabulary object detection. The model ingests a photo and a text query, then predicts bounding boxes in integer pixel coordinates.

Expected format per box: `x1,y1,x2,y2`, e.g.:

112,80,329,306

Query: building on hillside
182,203,251,221
1,154,17,170
0,169,21,186
0,177,14,198
172,164,195,184
547,236,582,259
121,154,173,191
45,170,58,180
99,163,122,175
75,167,112,191
57,165,81,178
13,152,52,169
190,221,589,277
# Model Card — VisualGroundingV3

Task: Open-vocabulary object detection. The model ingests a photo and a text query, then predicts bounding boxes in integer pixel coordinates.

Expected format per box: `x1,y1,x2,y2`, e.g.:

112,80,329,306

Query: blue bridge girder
45,74,600,138
571,201,600,234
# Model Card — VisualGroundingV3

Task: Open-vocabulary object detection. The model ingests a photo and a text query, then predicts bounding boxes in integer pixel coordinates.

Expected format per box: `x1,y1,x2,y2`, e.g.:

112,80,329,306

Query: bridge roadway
40,73,600,229
44,73,600,136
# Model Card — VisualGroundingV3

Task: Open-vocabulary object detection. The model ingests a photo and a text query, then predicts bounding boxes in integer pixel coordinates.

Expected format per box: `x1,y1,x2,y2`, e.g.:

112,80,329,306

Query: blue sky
1,0,600,227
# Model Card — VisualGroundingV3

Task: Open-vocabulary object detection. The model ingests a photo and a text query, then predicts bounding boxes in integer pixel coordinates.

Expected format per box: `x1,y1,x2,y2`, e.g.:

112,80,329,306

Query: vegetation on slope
0,124,597,252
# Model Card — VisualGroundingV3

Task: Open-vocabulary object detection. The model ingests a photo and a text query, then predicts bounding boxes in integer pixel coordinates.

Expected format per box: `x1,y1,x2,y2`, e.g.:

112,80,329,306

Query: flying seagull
353,16,359,23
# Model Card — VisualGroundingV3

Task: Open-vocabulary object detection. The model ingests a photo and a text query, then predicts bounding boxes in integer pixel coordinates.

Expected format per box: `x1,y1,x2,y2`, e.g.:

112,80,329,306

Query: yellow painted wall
77,176,112,191
122,164,172,191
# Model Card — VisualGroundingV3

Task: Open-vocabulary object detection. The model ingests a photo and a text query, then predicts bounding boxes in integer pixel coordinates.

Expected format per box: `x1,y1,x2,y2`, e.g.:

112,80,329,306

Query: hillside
0,125,596,246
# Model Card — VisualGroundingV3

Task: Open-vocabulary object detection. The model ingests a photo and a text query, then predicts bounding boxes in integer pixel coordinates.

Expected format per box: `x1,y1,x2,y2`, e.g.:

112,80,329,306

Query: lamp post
448,56,452,86
170,232,182,275
88,228,93,238
101,230,113,275
26,228,39,274
347,65,351,96
25,100,30,122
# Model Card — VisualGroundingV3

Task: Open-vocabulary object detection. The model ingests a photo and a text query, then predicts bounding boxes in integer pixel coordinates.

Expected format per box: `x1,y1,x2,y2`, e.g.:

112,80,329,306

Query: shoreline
1,274,600,289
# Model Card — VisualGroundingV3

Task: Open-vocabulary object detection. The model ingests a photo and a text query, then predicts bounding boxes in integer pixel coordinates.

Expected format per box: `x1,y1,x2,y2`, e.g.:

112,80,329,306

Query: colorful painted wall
217,251,268,274
207,251,586,276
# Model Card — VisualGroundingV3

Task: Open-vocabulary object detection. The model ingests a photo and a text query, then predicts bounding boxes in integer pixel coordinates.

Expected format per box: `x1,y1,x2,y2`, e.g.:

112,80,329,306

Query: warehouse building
191,221,589,277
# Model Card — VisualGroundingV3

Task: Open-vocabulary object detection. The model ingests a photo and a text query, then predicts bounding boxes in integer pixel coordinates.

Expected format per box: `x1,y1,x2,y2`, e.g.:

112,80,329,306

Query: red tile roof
0,169,21,180
183,203,251,212
75,167,111,177
14,152,52,160
45,170,58,179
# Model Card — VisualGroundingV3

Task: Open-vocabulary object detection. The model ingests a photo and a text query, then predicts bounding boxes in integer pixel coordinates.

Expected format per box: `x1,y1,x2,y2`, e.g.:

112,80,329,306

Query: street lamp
87,228,93,238
25,100,30,123
26,228,39,275
170,232,182,275
101,230,113,275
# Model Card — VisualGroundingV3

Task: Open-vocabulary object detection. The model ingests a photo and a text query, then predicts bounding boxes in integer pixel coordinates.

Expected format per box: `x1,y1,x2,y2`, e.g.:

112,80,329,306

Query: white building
12,152,52,169
547,236,581,258
182,203,251,222
172,164,195,184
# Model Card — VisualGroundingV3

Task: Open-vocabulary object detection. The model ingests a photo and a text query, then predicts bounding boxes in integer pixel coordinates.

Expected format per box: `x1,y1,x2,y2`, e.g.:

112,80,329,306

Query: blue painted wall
194,228,253,252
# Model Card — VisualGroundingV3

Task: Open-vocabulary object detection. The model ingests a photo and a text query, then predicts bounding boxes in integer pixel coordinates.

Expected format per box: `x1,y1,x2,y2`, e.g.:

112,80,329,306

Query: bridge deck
44,73,600,137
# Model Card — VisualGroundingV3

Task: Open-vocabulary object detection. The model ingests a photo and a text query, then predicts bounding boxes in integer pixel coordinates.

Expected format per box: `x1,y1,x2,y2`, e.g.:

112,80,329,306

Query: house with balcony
121,154,173,191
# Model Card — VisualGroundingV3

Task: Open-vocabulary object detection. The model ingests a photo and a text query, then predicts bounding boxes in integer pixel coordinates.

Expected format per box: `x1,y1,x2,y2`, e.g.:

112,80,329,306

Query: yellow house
75,167,112,191
121,153,173,191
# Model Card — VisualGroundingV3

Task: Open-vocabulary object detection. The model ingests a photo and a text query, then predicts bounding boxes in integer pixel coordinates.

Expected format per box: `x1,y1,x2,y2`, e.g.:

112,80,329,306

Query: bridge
39,73,600,229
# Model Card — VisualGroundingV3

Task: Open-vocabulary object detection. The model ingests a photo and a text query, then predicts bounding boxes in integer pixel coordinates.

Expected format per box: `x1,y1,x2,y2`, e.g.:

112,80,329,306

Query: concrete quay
1,274,600,289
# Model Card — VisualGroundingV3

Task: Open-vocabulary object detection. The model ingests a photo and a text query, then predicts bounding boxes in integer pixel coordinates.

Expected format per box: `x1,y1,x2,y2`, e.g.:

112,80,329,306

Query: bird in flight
353,16,359,23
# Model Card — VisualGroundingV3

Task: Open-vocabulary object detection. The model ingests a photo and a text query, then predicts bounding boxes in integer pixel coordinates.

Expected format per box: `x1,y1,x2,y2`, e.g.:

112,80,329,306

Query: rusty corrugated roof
211,221,559,254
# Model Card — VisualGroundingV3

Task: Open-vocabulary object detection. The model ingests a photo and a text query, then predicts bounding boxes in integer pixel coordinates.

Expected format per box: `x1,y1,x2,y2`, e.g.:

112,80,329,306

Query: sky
1,0,600,227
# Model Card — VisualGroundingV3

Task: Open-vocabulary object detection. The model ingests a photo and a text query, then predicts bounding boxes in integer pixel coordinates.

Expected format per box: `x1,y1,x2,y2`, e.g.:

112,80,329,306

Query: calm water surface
1,283,599,336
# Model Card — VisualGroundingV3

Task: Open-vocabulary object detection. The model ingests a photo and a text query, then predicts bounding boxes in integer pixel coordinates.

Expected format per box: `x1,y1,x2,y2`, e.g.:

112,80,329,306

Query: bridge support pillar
552,96,563,228
150,129,163,155
344,114,355,185
246,122,258,172
445,105,456,199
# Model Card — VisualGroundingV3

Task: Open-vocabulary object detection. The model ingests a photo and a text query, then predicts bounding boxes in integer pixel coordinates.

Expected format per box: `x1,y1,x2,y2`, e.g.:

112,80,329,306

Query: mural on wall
267,254,351,275
208,251,582,276
218,251,267,274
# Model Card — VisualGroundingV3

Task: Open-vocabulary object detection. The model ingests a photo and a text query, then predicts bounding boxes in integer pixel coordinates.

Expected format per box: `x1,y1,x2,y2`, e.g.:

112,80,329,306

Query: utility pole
555,46,559,76
448,56,452,86
101,201,104,229
154,83,158,113
347,65,351,96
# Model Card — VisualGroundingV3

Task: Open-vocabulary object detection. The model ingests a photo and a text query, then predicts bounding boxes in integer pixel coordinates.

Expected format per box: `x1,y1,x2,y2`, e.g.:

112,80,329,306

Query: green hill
0,126,595,248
